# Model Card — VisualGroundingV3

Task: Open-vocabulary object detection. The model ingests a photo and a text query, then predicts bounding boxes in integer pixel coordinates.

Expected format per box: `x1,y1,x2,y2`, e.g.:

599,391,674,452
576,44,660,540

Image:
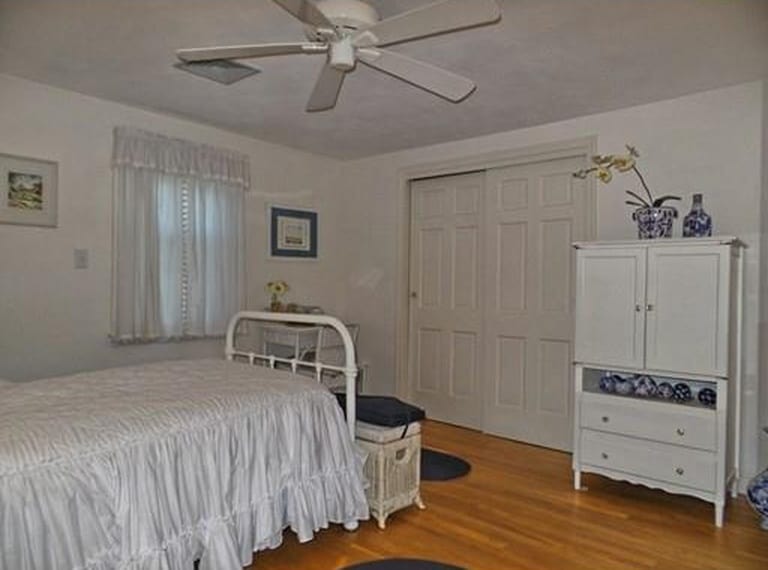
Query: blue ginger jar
747,449,768,530
683,193,713,238
748,474,768,530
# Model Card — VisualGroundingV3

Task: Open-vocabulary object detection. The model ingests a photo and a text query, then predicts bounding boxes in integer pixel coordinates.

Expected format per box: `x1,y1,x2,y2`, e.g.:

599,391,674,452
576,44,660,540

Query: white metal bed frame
225,310,358,438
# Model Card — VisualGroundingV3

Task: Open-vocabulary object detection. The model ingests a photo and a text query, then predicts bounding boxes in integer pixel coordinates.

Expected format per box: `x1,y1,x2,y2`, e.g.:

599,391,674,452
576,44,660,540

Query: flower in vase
266,280,289,309
573,144,679,209
596,167,613,183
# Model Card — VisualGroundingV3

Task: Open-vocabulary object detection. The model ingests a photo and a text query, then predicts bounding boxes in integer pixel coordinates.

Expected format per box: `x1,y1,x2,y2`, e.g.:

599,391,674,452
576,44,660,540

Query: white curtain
111,127,247,342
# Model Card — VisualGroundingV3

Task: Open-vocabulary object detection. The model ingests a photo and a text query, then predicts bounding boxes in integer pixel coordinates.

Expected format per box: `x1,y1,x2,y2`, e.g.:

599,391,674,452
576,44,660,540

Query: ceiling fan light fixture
329,37,355,71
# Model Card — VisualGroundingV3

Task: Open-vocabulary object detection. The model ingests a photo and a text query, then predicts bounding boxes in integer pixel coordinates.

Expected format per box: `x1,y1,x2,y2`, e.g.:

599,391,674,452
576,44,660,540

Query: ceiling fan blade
177,42,324,62
272,0,334,29
306,64,346,112
353,0,501,48
358,48,475,102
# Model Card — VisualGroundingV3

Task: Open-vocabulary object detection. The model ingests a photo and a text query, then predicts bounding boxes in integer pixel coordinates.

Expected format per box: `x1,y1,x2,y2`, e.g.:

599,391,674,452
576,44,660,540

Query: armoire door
483,156,590,451
574,247,647,369
645,245,730,376
408,172,484,428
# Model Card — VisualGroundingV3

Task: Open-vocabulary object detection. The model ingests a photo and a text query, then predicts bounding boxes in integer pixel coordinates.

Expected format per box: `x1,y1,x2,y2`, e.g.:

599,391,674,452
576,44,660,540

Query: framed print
270,205,318,259
0,153,58,227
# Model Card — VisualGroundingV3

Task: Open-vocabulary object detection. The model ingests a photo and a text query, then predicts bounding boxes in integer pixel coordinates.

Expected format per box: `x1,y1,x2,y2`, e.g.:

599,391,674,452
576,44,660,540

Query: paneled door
409,172,484,428
645,245,731,376
483,157,590,451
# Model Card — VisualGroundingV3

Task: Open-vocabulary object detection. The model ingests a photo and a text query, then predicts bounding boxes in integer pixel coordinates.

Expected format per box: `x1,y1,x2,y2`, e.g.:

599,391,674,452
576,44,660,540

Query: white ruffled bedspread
0,359,368,570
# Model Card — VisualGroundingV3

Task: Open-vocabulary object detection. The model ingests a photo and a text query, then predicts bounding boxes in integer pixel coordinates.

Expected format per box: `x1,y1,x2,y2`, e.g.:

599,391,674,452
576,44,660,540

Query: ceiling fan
176,0,501,112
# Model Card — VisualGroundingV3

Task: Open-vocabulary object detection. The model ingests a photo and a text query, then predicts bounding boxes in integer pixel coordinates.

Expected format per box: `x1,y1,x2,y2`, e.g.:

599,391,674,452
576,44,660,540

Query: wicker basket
356,422,425,529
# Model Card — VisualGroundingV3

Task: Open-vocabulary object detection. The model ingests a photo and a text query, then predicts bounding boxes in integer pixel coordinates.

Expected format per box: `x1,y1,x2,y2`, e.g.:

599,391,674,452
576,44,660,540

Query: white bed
0,312,368,570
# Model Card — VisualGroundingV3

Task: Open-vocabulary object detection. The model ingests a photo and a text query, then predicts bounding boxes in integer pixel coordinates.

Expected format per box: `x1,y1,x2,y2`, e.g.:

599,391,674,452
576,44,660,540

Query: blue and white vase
633,206,677,239
683,193,713,238
747,467,768,530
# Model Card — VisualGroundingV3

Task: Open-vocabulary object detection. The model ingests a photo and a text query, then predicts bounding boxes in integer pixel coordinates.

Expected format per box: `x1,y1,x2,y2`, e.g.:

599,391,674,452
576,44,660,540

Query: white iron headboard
225,311,358,438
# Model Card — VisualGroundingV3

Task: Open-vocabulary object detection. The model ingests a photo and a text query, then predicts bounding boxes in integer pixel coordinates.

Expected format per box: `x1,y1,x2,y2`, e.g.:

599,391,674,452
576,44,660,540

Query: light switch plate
74,248,88,269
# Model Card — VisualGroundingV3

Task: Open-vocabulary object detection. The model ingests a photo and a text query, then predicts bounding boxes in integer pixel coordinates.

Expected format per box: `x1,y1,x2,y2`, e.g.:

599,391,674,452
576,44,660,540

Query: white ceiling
1,0,766,159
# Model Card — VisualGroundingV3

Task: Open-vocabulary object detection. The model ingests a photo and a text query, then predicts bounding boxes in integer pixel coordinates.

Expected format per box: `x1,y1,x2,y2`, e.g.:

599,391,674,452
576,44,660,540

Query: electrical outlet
74,248,89,270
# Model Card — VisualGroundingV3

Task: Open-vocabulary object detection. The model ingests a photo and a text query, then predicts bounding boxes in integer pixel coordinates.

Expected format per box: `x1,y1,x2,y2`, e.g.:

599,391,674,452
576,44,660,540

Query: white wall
338,81,765,481
0,74,344,381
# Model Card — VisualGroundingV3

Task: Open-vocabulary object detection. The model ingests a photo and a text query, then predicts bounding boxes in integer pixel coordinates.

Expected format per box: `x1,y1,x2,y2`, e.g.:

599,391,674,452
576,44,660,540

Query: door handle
635,304,642,312
410,291,418,299
646,304,654,312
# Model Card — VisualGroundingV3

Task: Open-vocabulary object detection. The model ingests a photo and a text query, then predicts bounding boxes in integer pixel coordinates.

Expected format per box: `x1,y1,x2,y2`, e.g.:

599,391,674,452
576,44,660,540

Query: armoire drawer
580,394,716,451
580,429,717,492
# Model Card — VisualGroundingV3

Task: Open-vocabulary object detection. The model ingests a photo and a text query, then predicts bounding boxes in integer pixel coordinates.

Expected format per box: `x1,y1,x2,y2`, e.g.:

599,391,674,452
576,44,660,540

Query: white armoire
571,237,743,527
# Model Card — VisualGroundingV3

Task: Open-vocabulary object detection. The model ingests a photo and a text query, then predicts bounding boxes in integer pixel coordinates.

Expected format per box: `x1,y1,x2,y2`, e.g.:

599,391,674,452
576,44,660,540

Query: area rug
421,448,471,481
342,559,465,570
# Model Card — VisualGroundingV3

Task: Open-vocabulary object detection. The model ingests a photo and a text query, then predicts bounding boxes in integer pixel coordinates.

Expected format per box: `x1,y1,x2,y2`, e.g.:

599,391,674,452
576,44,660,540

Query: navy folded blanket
335,394,426,427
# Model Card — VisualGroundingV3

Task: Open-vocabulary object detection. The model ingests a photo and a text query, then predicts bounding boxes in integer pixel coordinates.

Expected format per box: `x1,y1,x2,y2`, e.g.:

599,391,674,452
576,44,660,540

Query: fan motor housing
315,0,380,32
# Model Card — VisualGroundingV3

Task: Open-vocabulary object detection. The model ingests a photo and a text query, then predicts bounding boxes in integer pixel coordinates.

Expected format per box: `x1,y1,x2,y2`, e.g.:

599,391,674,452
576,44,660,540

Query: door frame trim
394,136,598,400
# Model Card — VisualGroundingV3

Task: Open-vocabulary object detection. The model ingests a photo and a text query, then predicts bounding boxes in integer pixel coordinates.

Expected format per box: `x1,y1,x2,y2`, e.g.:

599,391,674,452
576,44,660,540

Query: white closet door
645,245,730,376
483,156,589,451
408,172,484,428
574,247,647,369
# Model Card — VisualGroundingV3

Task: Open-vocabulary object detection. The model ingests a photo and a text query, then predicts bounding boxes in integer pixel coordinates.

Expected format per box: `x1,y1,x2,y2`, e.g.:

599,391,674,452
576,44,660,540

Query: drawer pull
675,467,685,476
601,452,609,460
676,428,686,436
601,416,610,423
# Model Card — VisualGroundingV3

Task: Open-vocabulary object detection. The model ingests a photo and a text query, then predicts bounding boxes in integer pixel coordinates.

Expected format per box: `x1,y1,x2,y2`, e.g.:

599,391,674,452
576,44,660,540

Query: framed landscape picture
269,205,318,259
0,153,58,227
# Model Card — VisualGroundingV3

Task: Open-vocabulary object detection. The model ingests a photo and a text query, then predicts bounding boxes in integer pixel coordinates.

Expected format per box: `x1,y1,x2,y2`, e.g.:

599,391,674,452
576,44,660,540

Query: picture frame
269,205,318,259
0,153,58,227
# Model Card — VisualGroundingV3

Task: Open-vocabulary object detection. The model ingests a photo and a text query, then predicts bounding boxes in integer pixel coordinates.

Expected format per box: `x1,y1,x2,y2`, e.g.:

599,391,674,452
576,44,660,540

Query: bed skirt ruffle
0,360,369,570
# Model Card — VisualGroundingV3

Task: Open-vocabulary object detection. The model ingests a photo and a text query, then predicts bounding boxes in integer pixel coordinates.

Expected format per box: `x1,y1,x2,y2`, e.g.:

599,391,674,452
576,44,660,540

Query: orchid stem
632,165,654,205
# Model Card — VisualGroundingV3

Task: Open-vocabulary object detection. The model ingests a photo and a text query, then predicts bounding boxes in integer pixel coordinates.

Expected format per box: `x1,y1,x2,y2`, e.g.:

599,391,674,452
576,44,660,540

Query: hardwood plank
249,421,768,570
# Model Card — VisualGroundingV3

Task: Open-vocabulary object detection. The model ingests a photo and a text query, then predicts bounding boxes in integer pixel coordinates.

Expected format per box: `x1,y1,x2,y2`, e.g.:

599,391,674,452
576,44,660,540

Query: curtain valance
112,127,250,189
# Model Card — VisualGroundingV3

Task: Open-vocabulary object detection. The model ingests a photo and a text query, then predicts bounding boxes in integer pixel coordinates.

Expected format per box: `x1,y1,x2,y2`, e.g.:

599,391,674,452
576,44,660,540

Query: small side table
261,323,321,360
356,421,426,529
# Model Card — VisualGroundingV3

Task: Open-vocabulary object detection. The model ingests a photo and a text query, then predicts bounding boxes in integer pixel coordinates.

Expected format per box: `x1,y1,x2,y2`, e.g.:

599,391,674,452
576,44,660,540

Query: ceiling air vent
174,60,260,85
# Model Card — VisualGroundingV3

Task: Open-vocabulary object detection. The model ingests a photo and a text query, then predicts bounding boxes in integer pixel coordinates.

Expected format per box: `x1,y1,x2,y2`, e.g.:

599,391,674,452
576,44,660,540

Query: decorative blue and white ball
672,382,693,403
698,387,717,408
599,373,617,394
634,375,658,398
747,469,768,530
656,382,674,400
615,376,635,396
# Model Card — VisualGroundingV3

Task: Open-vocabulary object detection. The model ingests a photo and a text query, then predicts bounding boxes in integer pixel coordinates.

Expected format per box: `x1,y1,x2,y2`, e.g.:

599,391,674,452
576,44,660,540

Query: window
110,128,247,342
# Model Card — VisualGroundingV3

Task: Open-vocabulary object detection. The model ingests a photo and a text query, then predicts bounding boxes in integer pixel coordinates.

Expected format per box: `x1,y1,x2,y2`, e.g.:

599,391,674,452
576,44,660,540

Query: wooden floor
250,421,768,570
